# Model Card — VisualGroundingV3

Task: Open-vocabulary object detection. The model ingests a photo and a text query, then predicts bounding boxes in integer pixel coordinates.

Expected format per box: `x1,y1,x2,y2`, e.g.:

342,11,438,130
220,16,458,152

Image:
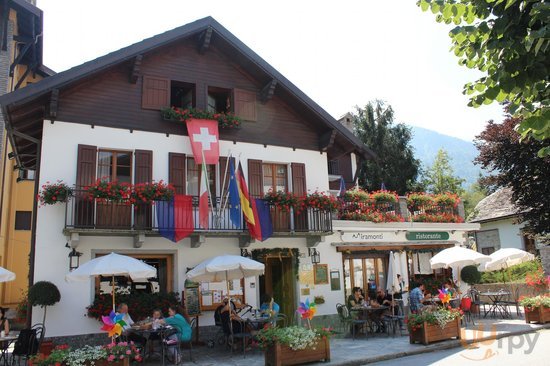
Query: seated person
117,303,146,345
376,289,396,313
260,294,280,318
151,309,164,330
159,305,192,363
347,287,365,309
1,307,10,336
409,283,432,313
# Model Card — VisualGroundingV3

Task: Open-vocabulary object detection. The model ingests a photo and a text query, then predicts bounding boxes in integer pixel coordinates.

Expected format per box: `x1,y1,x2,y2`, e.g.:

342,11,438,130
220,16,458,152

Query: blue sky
39,0,504,141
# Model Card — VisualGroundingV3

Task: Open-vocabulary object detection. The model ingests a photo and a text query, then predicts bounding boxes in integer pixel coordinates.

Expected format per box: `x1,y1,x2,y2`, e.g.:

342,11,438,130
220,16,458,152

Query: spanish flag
236,162,259,240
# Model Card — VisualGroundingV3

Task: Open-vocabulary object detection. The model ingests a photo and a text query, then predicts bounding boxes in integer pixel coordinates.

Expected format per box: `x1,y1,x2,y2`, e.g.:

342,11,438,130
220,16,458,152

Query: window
97,150,132,183
262,163,288,193
186,157,216,197
522,232,537,255
482,247,495,255
171,81,195,109
207,86,231,113
18,169,35,181
15,211,32,230
343,256,386,300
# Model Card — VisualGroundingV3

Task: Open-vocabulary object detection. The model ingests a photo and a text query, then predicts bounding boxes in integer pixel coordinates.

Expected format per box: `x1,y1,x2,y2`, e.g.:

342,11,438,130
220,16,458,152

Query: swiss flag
186,119,220,165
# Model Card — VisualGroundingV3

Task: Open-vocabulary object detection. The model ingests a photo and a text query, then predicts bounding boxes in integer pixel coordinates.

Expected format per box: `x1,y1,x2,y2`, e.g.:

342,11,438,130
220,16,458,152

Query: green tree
352,101,421,194
462,176,488,219
422,149,465,194
418,0,550,156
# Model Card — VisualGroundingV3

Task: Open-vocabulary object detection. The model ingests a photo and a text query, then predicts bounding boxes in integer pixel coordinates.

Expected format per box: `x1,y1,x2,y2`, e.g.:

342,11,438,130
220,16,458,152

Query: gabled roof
0,16,374,160
469,188,522,223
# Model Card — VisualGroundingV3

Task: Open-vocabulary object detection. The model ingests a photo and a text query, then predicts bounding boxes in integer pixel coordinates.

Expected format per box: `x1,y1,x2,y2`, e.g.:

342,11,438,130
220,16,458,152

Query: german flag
236,162,259,239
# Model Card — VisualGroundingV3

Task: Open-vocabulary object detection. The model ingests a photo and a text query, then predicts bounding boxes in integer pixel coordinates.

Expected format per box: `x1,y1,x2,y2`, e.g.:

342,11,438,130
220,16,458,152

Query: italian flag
199,162,209,229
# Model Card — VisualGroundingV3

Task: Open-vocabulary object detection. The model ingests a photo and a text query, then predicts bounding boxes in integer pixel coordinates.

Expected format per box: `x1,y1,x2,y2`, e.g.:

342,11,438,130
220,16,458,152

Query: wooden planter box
265,338,330,366
409,317,461,345
525,306,550,324
85,359,129,366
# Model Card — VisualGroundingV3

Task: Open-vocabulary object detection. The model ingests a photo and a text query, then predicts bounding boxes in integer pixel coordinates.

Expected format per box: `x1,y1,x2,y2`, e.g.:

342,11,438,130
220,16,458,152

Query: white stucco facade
475,217,527,251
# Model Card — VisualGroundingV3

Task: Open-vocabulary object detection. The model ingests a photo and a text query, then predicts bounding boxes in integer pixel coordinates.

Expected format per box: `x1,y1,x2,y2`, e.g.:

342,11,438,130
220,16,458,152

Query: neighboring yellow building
0,0,52,309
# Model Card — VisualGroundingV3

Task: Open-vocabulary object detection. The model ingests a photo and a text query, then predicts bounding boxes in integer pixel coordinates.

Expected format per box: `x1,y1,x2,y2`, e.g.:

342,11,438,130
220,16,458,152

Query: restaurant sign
406,232,449,241
341,232,393,242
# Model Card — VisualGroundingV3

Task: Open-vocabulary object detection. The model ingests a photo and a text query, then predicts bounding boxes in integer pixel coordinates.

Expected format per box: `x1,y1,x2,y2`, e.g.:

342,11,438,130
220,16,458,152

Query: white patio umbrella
430,246,491,287
481,248,535,272
0,266,16,282
65,252,157,310
186,255,265,297
386,251,400,295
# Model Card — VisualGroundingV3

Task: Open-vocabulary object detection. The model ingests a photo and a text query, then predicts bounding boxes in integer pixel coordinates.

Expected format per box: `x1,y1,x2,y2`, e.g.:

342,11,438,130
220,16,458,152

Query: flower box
525,306,550,324
264,337,330,366
85,359,129,366
409,317,461,345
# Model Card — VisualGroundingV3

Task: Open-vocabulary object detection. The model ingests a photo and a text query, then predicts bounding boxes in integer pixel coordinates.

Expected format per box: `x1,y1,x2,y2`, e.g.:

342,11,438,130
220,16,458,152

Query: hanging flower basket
161,107,241,129
37,181,73,206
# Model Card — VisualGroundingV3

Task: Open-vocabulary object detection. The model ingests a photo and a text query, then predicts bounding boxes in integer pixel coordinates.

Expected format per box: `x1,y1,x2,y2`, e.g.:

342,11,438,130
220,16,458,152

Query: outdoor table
0,335,18,366
129,326,164,360
350,306,389,334
479,291,511,318
244,315,272,330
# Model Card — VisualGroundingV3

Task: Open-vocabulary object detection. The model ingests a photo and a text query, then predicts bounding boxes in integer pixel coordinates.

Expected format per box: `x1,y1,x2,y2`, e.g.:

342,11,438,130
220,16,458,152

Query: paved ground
140,315,550,366
369,328,550,366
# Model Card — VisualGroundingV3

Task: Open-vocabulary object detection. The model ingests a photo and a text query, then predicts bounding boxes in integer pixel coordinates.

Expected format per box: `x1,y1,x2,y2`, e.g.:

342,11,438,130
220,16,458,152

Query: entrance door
261,256,296,320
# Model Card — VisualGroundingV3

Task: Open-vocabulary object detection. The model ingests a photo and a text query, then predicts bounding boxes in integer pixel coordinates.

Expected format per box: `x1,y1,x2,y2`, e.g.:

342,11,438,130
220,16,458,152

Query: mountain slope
409,126,482,188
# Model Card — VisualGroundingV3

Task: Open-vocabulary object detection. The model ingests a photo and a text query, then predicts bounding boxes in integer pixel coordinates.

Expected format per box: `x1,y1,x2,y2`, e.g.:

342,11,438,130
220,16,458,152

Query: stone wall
540,246,550,276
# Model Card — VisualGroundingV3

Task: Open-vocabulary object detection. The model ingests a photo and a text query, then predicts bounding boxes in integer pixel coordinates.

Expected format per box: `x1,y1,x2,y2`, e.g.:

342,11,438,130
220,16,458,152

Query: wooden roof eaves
0,16,374,159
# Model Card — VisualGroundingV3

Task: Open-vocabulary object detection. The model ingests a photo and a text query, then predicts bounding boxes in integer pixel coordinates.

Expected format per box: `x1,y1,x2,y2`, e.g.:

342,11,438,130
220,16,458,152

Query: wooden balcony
63,189,332,241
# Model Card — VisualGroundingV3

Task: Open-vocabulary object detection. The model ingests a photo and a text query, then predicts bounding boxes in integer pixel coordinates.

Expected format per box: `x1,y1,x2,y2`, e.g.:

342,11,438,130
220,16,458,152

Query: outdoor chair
385,299,406,337
498,287,521,317
228,318,253,357
10,328,39,366
160,327,180,366
275,313,288,327
178,317,196,363
469,288,487,318
208,304,228,348
336,304,369,340
460,296,476,326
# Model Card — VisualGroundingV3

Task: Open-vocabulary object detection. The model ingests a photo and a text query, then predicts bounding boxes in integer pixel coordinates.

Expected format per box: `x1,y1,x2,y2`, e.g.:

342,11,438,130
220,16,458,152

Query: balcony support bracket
134,233,145,248
191,234,206,248
239,235,255,248
306,235,324,248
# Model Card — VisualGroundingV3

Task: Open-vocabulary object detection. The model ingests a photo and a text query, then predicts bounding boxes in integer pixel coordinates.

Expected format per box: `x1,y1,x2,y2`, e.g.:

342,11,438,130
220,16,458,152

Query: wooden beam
198,27,213,54
0,0,8,51
12,129,40,144
48,89,59,121
260,79,277,103
319,129,337,151
129,54,142,84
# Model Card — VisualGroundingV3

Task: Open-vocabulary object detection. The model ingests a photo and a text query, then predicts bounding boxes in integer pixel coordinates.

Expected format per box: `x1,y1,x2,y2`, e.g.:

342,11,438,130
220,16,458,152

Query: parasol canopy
0,266,16,282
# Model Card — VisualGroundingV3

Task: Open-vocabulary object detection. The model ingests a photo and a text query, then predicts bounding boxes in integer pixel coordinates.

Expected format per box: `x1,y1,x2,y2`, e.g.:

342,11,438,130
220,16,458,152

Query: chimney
26,0,37,6
337,113,354,133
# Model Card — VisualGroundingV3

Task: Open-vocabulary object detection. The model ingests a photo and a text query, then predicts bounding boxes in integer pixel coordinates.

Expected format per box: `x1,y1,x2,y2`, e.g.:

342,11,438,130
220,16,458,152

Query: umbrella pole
112,275,116,311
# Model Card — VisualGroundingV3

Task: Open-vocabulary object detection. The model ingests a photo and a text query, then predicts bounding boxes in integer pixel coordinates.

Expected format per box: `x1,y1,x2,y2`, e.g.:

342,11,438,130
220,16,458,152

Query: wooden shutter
247,159,263,199
291,163,307,195
142,75,170,110
76,144,97,188
169,153,186,194
135,150,153,184
75,144,97,227
234,89,257,121
292,163,308,231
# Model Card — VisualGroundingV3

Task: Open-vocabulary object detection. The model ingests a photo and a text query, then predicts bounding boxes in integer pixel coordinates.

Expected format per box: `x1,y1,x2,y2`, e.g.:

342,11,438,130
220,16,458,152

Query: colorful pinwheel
297,298,317,320
101,310,126,338
438,288,451,305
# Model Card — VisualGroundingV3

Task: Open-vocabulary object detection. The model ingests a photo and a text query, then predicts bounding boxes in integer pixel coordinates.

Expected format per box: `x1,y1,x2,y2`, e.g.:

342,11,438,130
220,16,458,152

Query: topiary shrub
461,266,481,285
28,281,61,326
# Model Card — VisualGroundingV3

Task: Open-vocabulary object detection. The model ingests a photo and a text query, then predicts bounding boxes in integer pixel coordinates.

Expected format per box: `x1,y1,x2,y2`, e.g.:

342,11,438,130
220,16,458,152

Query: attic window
171,81,195,109
207,86,231,113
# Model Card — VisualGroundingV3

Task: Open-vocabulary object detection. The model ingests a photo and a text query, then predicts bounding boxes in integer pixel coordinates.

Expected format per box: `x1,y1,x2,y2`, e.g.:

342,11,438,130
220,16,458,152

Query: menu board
314,264,329,285
183,287,201,316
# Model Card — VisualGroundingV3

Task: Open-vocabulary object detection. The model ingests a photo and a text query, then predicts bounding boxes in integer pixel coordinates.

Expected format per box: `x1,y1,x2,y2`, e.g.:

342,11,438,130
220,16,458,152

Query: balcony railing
64,190,332,234
327,160,340,175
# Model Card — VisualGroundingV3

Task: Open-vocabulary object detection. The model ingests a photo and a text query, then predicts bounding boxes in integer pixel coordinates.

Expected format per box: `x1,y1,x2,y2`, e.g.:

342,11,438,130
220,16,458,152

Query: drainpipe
26,140,40,328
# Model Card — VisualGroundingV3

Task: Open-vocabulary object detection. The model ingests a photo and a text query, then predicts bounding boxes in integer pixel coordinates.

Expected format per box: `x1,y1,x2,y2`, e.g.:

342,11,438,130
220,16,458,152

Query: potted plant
301,191,340,212
406,192,435,212
461,266,482,314
129,180,175,204
37,181,73,206
28,281,61,355
433,192,460,208
258,326,332,366
264,190,299,212
520,295,550,324
84,179,132,202
407,307,463,345
161,106,241,129
370,190,399,203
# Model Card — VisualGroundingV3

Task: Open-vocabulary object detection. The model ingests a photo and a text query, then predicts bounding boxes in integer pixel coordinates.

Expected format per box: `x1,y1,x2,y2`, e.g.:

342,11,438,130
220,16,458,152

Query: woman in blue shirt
260,294,280,317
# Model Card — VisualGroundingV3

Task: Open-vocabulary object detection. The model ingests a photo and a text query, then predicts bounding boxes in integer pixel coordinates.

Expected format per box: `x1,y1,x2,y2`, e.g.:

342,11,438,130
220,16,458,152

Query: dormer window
207,86,231,113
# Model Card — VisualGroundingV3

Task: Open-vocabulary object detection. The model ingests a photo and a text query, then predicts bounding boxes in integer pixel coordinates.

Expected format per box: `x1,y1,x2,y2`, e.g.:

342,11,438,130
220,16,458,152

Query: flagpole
201,149,215,225
220,153,241,215
217,151,232,226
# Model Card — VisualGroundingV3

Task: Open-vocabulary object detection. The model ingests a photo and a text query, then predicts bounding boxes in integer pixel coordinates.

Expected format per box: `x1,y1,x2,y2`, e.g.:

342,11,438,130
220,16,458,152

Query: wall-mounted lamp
7,152,16,160
308,247,320,265
240,248,251,258
68,248,82,271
